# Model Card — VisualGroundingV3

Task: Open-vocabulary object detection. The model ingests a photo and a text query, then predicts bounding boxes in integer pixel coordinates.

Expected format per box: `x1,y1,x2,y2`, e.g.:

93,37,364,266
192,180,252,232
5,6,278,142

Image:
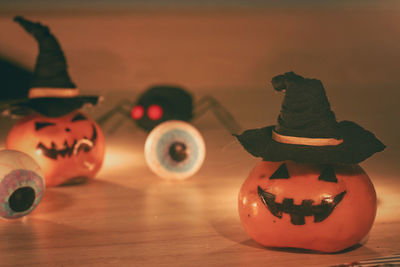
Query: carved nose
65,127,71,132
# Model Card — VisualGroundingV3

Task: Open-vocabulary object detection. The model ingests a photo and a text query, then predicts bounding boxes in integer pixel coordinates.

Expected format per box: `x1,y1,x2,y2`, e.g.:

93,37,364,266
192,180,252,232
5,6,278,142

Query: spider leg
96,100,134,134
193,95,242,134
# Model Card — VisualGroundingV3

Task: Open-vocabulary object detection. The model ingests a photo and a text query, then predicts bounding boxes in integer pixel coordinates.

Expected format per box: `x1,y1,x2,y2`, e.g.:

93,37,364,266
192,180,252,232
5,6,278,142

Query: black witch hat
3,16,99,117
235,72,385,164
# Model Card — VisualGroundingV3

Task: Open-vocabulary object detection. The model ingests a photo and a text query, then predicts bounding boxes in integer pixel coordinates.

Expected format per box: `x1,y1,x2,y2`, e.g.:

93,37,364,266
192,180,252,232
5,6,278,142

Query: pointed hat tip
14,16,49,36
271,71,304,92
14,15,33,29
13,15,22,22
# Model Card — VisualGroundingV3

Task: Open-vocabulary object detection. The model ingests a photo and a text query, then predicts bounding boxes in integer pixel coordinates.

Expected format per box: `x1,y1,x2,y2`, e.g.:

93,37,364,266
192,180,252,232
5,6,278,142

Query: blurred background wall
0,0,399,168
1,1,400,91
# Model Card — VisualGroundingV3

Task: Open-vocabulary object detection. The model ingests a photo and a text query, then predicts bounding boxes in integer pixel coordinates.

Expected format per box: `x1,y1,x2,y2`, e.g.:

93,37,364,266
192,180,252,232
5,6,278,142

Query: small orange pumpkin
6,111,105,187
238,161,377,252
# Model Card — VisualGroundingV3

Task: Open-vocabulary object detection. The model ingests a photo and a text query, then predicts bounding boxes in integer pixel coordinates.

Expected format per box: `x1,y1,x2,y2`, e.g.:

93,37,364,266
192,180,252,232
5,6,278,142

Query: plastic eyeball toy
0,150,45,219
144,120,206,180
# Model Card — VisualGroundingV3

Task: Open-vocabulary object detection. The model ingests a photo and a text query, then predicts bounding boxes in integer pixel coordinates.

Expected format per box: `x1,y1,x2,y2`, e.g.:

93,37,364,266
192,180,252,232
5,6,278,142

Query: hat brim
23,96,99,117
234,120,385,164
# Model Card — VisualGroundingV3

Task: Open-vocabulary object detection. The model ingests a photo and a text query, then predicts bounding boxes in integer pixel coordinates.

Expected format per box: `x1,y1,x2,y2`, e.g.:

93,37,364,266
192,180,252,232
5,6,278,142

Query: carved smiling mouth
36,125,97,160
257,186,346,225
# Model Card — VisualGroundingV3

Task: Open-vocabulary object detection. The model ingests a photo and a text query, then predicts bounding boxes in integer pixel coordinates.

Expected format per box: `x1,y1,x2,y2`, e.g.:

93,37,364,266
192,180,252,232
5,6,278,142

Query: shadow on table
209,213,376,255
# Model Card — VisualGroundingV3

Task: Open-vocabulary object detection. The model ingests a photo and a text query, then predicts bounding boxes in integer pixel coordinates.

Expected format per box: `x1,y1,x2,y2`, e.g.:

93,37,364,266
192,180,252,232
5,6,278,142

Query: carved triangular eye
71,113,87,122
270,163,290,179
35,122,55,131
319,165,338,183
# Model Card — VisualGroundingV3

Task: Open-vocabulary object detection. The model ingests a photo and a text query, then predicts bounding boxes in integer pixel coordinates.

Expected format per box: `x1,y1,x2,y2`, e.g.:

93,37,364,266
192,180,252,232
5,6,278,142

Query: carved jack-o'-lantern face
238,161,377,253
6,111,105,187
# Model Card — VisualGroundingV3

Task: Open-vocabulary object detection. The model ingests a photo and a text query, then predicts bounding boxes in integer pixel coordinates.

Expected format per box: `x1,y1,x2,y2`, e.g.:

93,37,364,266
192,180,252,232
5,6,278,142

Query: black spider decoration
97,85,242,134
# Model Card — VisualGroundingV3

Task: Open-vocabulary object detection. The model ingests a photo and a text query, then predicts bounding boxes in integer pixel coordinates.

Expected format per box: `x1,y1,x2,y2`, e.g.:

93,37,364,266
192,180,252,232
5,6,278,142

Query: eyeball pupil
169,142,187,162
8,187,36,213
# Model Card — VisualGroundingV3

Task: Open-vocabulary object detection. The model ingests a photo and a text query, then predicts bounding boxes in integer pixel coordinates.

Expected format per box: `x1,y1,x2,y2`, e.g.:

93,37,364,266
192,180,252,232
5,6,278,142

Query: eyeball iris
145,120,206,180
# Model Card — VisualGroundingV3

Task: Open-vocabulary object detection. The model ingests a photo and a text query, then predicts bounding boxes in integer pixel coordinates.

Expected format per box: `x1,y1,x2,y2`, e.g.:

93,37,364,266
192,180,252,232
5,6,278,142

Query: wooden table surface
0,6,399,266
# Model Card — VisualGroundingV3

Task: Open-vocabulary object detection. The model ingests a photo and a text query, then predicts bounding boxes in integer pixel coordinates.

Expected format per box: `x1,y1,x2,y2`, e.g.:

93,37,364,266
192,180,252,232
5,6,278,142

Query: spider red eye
131,105,144,120
147,104,163,120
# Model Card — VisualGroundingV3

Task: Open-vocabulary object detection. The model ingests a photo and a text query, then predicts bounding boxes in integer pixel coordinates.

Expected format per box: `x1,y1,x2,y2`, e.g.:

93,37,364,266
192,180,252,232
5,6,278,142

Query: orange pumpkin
238,160,377,253
6,111,105,187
